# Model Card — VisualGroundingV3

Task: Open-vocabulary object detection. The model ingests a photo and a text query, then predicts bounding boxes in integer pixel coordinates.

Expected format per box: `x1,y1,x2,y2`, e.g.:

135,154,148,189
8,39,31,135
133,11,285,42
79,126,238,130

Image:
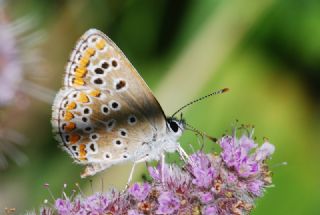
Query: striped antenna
171,88,229,118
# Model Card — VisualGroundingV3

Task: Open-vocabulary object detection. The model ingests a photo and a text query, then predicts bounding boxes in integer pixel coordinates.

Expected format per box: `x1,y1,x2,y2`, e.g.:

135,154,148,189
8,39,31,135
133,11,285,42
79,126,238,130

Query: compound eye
169,121,179,133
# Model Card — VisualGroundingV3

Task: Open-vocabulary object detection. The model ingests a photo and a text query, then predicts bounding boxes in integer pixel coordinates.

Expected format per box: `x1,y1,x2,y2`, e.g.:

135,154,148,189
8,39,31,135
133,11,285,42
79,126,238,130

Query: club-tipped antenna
171,88,229,118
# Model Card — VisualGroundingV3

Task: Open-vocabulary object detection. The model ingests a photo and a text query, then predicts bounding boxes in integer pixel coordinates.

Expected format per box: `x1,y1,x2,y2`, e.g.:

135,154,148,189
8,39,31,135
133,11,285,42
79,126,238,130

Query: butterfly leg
126,162,137,189
176,145,189,163
125,156,150,189
161,152,165,184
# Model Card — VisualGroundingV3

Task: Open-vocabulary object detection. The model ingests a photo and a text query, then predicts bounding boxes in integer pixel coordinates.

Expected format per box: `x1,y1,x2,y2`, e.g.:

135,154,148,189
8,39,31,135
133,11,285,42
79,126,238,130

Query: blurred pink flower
0,1,52,170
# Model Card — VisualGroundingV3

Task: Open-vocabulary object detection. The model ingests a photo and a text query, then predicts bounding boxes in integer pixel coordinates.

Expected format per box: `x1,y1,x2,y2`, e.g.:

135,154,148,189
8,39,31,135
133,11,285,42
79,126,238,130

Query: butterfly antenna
171,88,229,118
185,122,218,142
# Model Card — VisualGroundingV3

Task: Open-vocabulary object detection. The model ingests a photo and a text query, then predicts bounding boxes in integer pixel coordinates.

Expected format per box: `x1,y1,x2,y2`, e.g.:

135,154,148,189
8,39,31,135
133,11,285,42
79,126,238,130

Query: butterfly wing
52,29,167,176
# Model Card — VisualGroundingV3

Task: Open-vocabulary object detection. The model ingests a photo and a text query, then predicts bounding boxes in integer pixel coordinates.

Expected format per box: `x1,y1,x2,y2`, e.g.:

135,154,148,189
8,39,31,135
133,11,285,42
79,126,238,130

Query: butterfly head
166,117,185,138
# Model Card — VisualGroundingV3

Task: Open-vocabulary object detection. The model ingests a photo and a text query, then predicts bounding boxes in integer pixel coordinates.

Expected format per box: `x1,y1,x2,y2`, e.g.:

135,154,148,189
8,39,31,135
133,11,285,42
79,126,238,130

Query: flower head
189,152,216,188
34,127,275,215
202,205,218,215
156,191,180,214
220,135,264,178
55,199,72,215
129,183,151,201
82,193,109,213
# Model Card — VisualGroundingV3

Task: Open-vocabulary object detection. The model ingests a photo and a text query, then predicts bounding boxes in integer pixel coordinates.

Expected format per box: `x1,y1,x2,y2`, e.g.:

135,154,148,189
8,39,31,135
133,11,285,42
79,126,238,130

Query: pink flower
156,192,180,214
189,152,216,188
199,192,214,203
55,199,72,215
255,141,275,161
220,135,268,178
248,180,265,196
202,205,218,215
36,126,275,215
129,183,151,201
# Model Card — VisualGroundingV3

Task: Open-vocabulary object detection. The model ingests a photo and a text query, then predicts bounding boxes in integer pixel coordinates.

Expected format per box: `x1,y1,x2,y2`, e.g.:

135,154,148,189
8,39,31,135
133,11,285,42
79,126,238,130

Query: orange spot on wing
86,47,96,56
78,92,89,103
73,78,85,86
66,102,77,110
90,89,101,97
64,111,74,121
79,144,87,160
79,55,90,68
75,67,87,78
64,122,76,132
96,39,106,50
70,134,80,144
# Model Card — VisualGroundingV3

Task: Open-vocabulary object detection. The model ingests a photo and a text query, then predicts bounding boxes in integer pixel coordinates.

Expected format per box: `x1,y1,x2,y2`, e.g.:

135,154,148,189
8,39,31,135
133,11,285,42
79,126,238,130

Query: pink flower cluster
35,131,275,215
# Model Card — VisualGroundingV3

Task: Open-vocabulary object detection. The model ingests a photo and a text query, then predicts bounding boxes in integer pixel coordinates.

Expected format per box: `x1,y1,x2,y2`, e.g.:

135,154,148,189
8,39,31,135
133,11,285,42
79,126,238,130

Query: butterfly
51,29,190,181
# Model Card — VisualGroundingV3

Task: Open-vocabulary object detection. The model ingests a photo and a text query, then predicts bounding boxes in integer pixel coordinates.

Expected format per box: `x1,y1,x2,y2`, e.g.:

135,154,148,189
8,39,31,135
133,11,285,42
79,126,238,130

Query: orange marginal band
70,134,80,144
96,39,106,50
64,111,74,121
79,55,90,68
79,144,87,160
73,78,85,86
64,122,76,132
66,102,77,110
90,89,101,97
75,67,87,78
77,93,89,103
86,47,96,56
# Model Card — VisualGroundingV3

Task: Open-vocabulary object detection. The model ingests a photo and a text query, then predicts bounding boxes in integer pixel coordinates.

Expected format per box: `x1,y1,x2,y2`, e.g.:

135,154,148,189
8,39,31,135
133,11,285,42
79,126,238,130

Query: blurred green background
0,0,319,214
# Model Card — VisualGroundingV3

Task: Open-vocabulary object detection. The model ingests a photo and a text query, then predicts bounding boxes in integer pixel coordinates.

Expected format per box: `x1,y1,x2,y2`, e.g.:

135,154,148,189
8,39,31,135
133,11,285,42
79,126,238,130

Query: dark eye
169,121,179,133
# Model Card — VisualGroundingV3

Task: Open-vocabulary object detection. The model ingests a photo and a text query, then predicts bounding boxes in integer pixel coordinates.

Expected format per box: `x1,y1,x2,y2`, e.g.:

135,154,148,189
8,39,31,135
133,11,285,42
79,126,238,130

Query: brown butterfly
52,29,228,184
51,29,190,182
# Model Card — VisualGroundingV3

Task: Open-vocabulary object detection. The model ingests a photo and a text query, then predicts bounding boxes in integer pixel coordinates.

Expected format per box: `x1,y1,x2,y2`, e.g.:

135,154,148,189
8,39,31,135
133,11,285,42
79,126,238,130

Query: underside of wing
64,29,166,131
52,29,167,173
52,87,158,164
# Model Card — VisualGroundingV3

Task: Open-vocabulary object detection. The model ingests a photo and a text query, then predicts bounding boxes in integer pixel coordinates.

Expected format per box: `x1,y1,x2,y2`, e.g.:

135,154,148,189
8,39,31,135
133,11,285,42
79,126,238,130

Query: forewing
52,29,166,167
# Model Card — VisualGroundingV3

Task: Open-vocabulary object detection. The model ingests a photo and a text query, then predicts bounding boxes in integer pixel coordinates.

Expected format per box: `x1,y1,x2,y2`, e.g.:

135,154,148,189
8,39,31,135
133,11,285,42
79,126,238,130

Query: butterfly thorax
131,118,185,162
